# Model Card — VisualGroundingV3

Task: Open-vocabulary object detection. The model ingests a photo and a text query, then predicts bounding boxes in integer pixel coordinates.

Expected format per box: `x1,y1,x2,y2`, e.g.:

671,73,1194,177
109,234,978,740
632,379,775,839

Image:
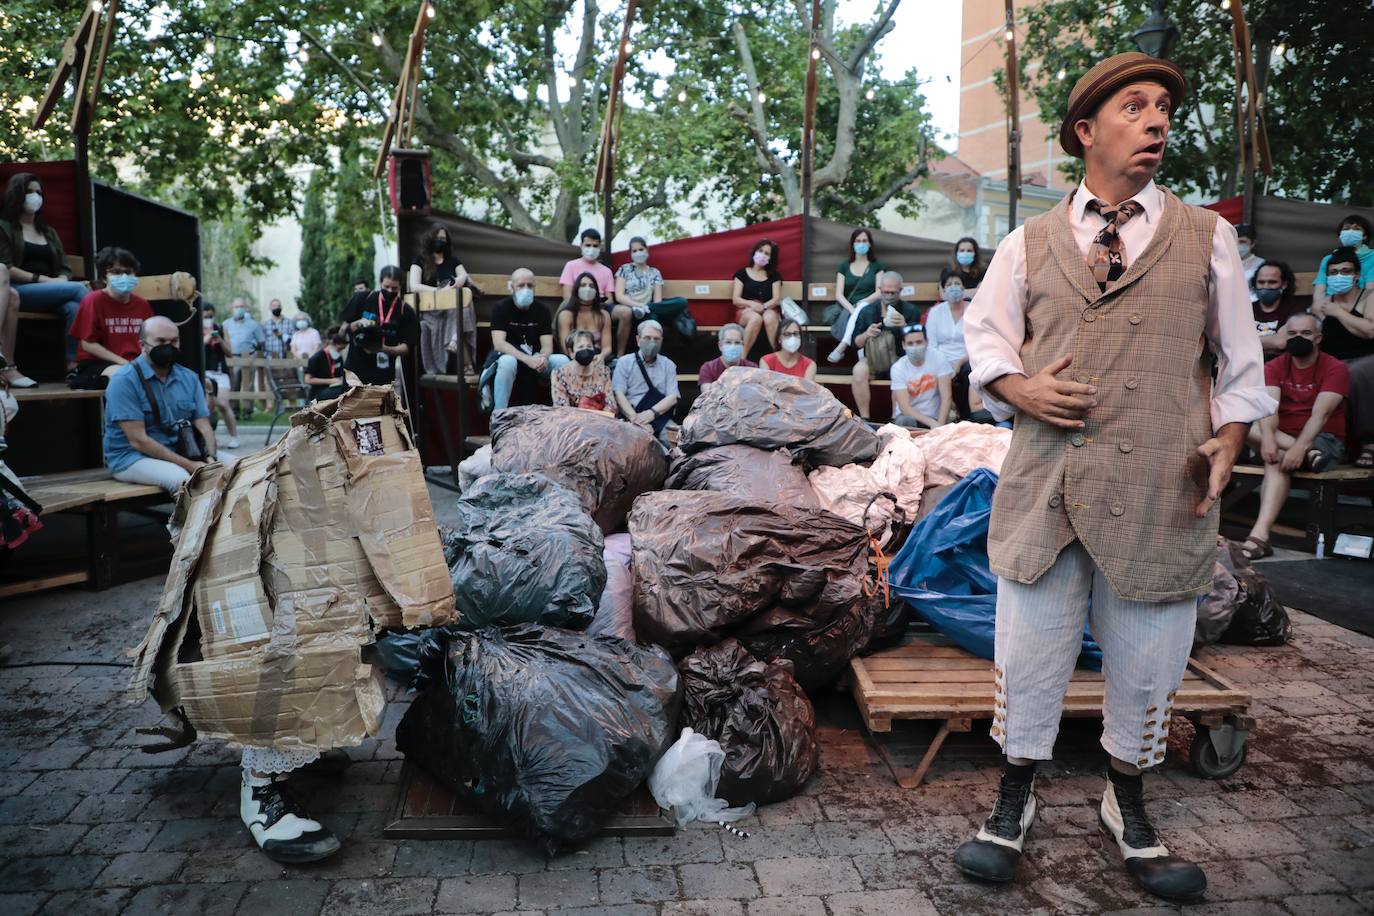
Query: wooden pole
1228,2,1257,224
801,0,819,315
374,1,431,178
1004,0,1021,230
595,0,638,252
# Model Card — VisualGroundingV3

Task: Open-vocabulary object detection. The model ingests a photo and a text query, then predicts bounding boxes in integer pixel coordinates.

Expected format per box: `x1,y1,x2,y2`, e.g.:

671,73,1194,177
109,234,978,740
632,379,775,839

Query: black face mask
148,343,178,369
431,237,449,253
271,308,282,316
1286,336,1315,358
574,347,597,366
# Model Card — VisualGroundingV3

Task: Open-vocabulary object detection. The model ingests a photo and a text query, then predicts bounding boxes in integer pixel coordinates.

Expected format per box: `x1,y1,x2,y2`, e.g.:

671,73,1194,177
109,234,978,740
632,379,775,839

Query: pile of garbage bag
666,444,819,508
395,625,682,847
440,473,605,630
1195,537,1292,646
491,406,667,534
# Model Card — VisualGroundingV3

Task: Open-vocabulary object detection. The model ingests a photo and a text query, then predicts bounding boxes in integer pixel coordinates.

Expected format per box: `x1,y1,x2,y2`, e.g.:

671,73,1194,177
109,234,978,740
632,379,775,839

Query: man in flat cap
955,52,1274,901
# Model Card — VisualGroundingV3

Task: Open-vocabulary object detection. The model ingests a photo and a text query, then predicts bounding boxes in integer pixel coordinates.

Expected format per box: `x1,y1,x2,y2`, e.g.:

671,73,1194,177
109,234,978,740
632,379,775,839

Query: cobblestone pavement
2,542,1372,915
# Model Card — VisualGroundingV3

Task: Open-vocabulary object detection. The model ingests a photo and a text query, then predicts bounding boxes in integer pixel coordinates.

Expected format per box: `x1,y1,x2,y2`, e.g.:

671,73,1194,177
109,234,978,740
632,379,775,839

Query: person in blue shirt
104,315,215,494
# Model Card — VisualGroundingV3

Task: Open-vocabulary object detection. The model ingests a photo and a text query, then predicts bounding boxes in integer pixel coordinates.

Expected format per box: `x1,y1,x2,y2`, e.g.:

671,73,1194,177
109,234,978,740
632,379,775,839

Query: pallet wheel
1189,721,1248,779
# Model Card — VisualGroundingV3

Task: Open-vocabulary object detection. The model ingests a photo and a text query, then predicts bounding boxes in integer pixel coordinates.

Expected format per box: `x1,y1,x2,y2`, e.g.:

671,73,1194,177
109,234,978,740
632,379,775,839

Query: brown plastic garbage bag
629,490,870,654
738,593,880,692
491,406,667,534
665,444,819,507
680,639,818,806
1195,536,1240,646
678,366,879,467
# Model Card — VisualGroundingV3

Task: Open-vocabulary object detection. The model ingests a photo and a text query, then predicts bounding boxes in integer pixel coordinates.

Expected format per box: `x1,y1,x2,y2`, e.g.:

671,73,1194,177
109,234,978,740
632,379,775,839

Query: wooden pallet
384,760,676,840
850,631,1253,788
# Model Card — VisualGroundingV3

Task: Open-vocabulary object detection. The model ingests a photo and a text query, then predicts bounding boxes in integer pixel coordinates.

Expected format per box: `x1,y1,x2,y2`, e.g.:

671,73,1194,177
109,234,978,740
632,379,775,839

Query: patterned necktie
1085,198,1143,291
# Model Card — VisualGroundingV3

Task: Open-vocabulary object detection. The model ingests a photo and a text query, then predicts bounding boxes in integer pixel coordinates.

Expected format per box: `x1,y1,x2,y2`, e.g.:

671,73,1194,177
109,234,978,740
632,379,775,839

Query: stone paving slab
1,500,1372,915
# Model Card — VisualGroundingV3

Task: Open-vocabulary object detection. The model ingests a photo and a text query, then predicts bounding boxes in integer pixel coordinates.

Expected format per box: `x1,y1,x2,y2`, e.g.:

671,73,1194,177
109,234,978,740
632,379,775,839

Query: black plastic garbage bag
1218,539,1292,646
630,490,871,654
665,444,819,507
679,639,818,806
738,593,880,692
678,366,879,467
1195,537,1240,646
491,406,667,534
440,473,605,630
395,625,682,846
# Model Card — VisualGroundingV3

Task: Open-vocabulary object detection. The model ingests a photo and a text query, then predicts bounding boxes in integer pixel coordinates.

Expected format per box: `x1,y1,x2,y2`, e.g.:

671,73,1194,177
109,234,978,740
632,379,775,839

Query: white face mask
631,249,649,265
577,286,596,303
582,245,600,261
780,335,801,353
23,192,42,214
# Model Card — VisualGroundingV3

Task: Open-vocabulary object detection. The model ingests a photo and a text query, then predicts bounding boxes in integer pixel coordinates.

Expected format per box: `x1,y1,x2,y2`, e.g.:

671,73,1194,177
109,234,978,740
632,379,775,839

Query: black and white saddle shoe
1099,785,1206,902
953,772,1037,883
241,776,341,864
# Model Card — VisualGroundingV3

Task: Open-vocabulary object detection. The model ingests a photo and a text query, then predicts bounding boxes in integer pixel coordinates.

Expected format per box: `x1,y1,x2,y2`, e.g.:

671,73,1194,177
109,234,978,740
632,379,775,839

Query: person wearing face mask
762,318,817,381
1233,224,1263,302
264,298,291,359
551,329,615,413
201,304,240,448
224,297,267,417
612,319,679,445
698,323,758,387
0,173,90,375
479,267,569,412
289,313,321,360
560,228,635,355
1238,313,1349,560
102,316,215,495
409,224,473,375
1249,261,1303,355
304,332,350,401
950,236,985,292
732,239,784,357
64,247,152,390
1311,247,1374,468
849,271,923,421
555,271,614,363
339,266,419,386
888,324,953,429
927,267,975,417
1313,215,1374,312
827,228,886,363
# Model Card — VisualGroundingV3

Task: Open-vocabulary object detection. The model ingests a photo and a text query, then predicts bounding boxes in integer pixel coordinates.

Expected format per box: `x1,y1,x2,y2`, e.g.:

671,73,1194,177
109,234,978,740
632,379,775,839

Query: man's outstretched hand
1194,423,1247,517
989,354,1097,429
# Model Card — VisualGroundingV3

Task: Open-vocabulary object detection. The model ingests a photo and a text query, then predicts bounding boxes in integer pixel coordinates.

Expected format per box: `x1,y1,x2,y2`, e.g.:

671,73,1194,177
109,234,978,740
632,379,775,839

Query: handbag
137,367,210,462
864,327,898,375
780,297,808,326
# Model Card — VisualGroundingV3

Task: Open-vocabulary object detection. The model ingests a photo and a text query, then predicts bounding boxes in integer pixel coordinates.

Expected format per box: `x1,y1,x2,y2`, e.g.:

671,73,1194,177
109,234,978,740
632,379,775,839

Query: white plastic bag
779,297,808,326
649,727,756,826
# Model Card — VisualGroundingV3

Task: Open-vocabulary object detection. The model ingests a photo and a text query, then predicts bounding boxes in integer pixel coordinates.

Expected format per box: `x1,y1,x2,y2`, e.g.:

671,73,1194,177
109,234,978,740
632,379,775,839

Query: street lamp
1133,0,1180,59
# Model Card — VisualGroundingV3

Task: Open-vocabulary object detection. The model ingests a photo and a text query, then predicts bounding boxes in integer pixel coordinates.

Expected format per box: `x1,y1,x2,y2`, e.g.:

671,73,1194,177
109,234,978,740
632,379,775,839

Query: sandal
1356,447,1374,469
1238,536,1273,561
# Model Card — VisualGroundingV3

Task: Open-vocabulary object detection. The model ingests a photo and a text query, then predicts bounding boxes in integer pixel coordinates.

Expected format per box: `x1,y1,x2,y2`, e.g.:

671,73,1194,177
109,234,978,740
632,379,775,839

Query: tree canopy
1019,0,1373,207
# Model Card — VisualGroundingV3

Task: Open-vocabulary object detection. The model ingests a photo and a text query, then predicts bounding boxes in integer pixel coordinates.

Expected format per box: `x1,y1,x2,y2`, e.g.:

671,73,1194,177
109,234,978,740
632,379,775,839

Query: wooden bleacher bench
16,271,199,321
1224,463,1374,556
0,468,170,598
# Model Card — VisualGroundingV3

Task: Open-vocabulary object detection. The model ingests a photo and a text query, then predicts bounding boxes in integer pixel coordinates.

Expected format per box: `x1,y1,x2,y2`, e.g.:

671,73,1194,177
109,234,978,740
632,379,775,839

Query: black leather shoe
953,772,1037,883
241,777,341,865
1099,785,1206,902
297,748,353,779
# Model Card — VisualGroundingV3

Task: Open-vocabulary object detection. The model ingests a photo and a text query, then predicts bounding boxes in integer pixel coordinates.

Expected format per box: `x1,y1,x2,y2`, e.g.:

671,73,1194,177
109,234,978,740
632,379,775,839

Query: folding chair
264,364,309,445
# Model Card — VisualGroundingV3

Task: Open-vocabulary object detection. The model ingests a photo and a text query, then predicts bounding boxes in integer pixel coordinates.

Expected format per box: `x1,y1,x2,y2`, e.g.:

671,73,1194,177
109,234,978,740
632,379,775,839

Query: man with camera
339,265,418,386
104,315,216,494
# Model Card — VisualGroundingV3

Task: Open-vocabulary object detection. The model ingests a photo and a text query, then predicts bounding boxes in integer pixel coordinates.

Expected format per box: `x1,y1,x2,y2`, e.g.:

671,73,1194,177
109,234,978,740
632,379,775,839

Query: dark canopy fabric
806,217,954,284
398,210,577,278
1206,195,1374,276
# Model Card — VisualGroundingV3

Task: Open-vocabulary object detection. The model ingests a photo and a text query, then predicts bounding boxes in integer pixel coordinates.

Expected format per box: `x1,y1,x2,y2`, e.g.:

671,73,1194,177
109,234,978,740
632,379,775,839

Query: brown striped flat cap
1059,52,1187,158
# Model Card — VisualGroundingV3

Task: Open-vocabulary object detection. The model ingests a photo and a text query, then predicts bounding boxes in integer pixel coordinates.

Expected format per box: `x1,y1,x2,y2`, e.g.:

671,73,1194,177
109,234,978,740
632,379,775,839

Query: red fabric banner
0,160,83,253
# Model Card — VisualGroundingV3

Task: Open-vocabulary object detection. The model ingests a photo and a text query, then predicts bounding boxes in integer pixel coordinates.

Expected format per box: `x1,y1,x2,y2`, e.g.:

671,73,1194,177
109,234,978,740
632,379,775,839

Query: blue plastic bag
888,469,1101,669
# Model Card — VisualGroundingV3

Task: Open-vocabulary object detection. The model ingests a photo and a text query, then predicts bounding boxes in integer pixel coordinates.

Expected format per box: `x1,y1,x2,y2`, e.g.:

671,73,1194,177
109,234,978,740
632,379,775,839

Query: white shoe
827,344,846,363
632,305,650,320
226,437,240,449
240,776,341,864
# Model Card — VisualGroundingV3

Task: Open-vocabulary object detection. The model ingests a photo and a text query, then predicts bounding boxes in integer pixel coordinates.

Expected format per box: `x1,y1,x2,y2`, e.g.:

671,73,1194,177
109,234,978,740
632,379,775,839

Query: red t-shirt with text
1264,351,1348,439
70,290,153,364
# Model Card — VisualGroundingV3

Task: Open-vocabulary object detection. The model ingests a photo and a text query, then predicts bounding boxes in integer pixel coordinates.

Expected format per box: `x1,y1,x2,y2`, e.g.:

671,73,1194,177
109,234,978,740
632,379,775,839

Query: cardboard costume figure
954,53,1274,901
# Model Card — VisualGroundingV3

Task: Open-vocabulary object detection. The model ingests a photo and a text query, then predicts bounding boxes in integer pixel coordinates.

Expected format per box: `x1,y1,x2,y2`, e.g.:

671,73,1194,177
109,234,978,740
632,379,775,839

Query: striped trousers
992,540,1196,767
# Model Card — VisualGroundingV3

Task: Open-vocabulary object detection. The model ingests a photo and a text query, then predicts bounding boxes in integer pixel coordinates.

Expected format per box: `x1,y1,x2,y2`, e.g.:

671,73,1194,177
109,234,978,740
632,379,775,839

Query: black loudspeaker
388,149,432,215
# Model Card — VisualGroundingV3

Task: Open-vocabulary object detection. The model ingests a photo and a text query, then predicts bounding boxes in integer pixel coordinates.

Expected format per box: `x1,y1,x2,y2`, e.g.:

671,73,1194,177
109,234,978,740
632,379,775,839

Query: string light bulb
865,88,875,100
1220,0,1230,9
1274,42,1286,56
371,32,383,47
1056,68,1066,80
811,47,820,61
1005,29,1014,42
757,91,766,103
203,39,215,56
426,3,436,19
90,1,103,12
677,90,687,102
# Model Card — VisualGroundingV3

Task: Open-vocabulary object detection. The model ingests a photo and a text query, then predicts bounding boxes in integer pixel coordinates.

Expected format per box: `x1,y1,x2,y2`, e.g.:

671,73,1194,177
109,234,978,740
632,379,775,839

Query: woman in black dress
731,238,783,358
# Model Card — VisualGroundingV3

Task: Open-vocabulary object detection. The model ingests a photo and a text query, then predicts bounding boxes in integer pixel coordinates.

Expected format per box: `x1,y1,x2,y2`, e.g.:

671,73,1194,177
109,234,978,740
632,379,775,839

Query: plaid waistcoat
988,187,1219,602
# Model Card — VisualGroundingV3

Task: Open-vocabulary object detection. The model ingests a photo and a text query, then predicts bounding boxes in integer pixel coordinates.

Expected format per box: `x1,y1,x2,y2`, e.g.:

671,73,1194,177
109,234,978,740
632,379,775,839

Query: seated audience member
409,224,472,375
0,172,87,373
552,329,614,413
849,271,923,421
1313,215,1374,310
827,227,885,363
889,323,953,429
486,268,569,411
304,331,349,401
1240,314,1349,560
1312,246,1374,468
103,316,215,495
949,236,985,294
698,323,757,387
562,228,635,355
762,318,816,381
1235,223,1264,301
1250,261,1304,356
616,237,690,330
554,271,613,362
69,246,153,390
927,267,973,415
0,264,31,387
201,304,239,448
289,313,321,360
732,238,783,357
612,319,679,445
339,266,419,386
